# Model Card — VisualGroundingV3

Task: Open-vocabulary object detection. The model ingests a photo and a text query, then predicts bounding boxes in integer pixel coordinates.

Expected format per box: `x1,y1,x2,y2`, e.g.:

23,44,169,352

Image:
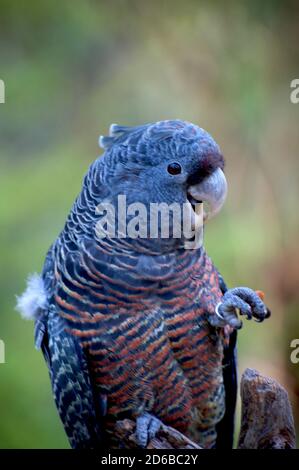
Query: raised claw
210,287,270,329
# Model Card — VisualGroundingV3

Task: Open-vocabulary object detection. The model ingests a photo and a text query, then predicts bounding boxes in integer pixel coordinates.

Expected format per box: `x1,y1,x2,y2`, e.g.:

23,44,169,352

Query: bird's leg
209,287,271,329
136,412,163,448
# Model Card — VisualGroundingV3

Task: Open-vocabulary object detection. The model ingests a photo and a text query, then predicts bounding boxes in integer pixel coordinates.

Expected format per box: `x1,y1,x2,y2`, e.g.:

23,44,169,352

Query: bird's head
95,120,227,250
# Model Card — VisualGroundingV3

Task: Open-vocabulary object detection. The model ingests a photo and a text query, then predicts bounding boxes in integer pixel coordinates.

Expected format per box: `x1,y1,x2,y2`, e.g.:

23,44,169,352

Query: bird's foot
209,287,271,329
136,412,162,448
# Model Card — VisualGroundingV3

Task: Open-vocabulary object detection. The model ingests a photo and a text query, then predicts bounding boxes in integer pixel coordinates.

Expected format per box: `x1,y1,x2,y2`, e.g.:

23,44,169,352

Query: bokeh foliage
0,0,299,448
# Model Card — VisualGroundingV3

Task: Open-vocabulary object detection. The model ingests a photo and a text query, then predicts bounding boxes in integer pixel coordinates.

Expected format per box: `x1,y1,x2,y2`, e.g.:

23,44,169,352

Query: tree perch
238,368,296,449
114,418,201,449
115,368,296,449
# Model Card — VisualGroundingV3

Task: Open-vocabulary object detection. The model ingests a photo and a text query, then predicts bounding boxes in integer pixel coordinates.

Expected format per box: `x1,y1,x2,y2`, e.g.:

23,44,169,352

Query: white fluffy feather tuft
16,273,47,320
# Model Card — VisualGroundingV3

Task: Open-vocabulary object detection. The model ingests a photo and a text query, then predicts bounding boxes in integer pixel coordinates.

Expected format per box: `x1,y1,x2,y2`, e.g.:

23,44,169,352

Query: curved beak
187,168,227,221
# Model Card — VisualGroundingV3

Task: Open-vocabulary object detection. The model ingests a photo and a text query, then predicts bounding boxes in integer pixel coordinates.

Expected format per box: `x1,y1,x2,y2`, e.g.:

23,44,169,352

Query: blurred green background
1,0,299,448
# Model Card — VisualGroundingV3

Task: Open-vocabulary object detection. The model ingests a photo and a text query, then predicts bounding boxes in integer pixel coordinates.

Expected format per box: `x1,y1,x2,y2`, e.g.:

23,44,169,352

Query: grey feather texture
16,273,47,320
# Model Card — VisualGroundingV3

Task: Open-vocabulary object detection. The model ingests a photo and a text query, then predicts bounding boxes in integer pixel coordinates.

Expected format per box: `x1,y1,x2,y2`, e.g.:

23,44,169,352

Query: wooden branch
114,368,296,449
238,368,296,449
114,418,201,449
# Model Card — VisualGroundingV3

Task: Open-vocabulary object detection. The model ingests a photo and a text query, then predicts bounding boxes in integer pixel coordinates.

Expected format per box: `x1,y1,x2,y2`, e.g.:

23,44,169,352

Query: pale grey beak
187,168,227,221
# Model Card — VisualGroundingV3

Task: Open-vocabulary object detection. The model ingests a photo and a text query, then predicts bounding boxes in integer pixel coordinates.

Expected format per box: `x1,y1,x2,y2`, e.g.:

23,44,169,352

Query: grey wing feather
35,245,105,449
215,268,238,449
35,310,105,449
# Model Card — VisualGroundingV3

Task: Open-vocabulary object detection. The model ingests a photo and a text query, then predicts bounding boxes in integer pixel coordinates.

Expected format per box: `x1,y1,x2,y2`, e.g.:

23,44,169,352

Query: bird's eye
167,162,182,175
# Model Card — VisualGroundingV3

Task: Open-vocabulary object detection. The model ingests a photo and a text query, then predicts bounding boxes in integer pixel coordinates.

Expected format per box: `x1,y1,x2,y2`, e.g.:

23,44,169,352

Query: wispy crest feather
16,273,47,320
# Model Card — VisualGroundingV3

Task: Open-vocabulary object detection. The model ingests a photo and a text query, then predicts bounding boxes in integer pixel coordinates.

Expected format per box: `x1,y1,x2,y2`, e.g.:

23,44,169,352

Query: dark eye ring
167,162,182,175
